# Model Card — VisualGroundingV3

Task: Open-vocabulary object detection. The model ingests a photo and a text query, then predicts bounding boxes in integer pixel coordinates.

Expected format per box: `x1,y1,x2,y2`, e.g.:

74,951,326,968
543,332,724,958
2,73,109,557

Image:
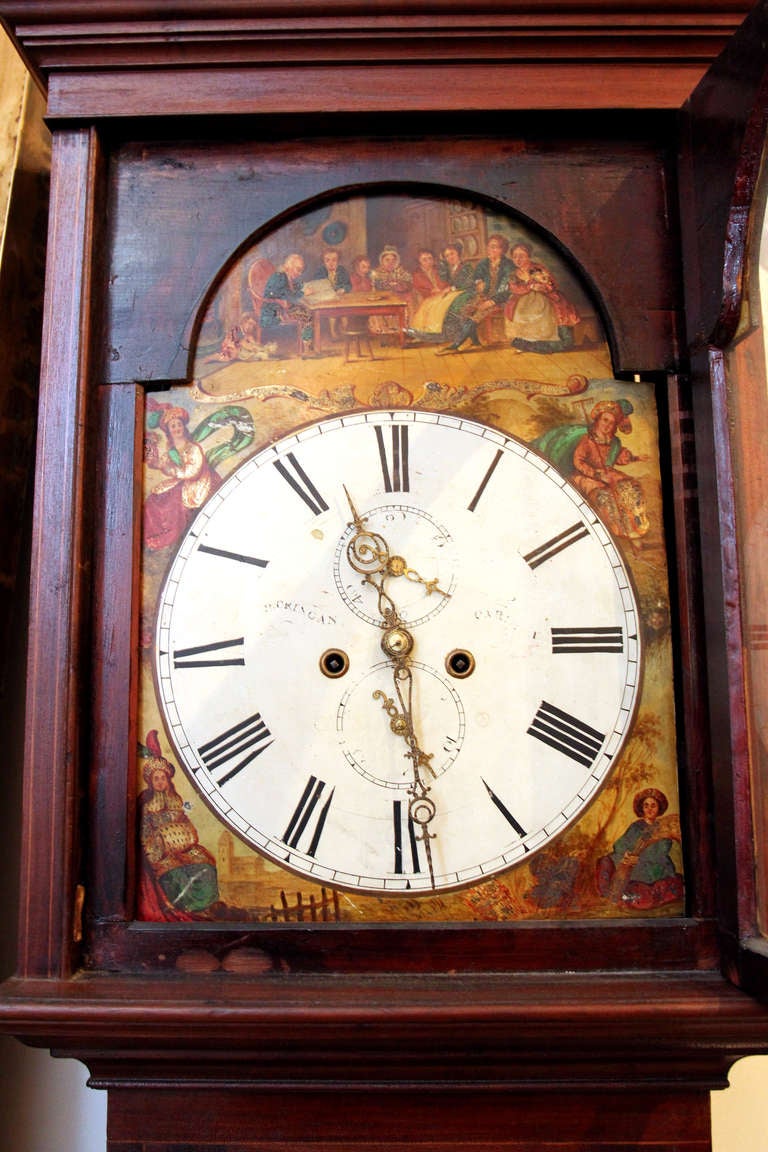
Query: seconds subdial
336,659,466,789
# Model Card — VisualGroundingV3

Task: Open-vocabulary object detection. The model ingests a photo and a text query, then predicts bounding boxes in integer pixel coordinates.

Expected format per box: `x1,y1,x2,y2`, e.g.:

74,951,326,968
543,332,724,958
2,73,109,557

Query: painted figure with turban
138,730,219,920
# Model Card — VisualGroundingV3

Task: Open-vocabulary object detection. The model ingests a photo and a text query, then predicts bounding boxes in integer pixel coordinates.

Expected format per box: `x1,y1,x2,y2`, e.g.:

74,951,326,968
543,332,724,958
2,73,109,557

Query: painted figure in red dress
532,400,650,541
505,241,581,353
143,403,222,551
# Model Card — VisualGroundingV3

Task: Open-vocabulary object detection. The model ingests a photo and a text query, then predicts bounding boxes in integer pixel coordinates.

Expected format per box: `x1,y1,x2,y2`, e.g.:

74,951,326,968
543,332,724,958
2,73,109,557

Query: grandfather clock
1,3,768,1150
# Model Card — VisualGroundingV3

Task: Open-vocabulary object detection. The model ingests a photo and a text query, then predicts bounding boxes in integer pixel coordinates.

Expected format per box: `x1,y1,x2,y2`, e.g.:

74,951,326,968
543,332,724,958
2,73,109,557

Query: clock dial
154,410,641,894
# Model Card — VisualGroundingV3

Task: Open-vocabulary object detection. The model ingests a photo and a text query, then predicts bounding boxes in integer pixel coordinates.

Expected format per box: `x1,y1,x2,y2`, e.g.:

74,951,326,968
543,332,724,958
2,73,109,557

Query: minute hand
344,490,437,886
382,616,437,889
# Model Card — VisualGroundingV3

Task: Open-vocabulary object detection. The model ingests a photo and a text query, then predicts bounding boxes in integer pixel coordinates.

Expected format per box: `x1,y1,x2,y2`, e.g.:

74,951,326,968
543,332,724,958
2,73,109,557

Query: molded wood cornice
0,0,758,116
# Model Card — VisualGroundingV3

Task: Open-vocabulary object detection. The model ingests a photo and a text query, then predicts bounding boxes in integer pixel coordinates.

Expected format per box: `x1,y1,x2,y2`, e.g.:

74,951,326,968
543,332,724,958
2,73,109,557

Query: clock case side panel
679,0,768,996
84,128,717,978
90,382,144,926
15,125,103,980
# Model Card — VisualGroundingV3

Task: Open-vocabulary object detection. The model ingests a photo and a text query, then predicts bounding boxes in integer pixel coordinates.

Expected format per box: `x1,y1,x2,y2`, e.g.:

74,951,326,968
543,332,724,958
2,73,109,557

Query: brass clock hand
344,486,450,600
390,659,437,888
371,672,437,888
373,654,436,783
345,489,438,886
385,554,451,600
343,484,368,534
375,605,438,889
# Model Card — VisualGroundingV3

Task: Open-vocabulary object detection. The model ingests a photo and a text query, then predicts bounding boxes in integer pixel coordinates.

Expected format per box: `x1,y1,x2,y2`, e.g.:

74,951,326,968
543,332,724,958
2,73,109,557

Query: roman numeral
523,522,589,569
468,447,503,512
273,452,329,516
198,544,269,567
527,702,605,768
393,799,422,875
376,424,410,492
551,626,624,654
198,711,273,786
482,779,528,841
283,776,334,856
173,637,245,669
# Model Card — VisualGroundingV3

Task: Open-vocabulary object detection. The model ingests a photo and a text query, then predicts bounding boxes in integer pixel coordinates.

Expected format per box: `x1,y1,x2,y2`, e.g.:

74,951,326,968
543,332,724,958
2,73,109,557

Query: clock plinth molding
2,2,768,1150
3,973,765,1148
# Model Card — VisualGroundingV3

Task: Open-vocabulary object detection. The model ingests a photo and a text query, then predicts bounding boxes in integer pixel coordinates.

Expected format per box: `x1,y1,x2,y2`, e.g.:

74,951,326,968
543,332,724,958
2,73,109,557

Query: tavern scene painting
137,190,684,923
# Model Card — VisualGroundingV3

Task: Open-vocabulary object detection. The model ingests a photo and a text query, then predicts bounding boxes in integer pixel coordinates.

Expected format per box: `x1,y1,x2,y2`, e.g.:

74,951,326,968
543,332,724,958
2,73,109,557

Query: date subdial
334,503,455,627
336,660,465,790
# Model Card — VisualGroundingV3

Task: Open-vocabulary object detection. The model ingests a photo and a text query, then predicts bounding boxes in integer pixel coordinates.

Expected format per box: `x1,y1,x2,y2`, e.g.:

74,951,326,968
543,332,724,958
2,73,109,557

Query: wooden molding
0,1,757,115
2,971,767,1090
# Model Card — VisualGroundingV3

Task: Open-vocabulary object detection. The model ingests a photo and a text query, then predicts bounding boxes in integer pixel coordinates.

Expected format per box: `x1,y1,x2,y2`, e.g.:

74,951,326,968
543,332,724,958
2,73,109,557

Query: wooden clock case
2,3,768,1149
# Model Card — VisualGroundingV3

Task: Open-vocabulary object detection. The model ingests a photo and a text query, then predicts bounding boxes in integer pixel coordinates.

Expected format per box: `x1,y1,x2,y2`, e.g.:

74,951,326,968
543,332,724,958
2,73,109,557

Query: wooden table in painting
308,291,409,351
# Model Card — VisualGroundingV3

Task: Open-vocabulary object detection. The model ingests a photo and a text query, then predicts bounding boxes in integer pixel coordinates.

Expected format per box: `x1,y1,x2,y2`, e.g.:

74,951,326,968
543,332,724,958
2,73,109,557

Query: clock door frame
77,123,704,976
679,1,768,996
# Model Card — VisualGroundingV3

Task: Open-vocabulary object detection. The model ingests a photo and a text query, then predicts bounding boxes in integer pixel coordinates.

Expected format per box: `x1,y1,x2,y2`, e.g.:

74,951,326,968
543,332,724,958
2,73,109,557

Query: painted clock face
154,409,641,894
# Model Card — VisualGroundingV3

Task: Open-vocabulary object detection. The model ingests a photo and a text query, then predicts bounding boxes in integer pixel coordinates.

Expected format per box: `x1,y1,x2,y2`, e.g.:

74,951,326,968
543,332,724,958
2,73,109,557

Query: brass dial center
381,625,414,659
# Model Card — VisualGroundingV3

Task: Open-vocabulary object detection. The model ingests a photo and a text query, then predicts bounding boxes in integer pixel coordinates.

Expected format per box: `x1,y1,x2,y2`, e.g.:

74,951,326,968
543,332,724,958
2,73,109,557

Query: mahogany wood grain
90,383,144,922
44,64,710,120
680,0,768,350
0,0,754,18
665,374,717,920
706,350,753,943
87,918,721,977
0,1,754,117
18,126,100,979
104,1086,712,1150
2,971,767,1088
716,318,768,982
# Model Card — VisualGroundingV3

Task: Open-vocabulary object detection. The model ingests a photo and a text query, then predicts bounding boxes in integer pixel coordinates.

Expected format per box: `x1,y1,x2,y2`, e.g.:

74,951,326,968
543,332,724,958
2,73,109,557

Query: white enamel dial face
154,410,641,894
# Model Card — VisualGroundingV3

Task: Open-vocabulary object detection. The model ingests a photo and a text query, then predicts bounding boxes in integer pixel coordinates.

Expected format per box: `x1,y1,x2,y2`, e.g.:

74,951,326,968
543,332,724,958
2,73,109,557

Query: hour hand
343,484,366,532
343,491,450,601
344,487,391,582
386,555,451,599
